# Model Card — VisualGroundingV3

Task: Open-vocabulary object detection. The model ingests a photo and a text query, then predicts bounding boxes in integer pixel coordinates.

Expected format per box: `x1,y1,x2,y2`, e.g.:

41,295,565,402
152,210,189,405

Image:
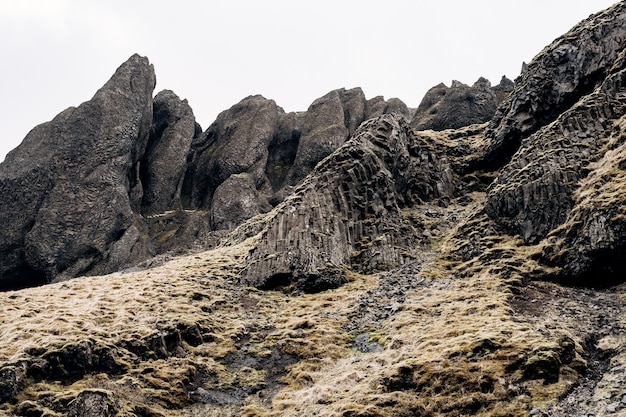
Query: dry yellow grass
0,190,623,416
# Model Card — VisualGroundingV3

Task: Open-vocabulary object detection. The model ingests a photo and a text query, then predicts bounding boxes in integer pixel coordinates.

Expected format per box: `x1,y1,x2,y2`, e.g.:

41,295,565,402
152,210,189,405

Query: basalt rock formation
235,114,459,292
141,89,202,214
0,80,420,289
1,2,626,417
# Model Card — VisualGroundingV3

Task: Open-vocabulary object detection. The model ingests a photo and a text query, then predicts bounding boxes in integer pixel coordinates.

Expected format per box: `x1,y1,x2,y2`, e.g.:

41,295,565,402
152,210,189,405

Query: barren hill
1,2,626,416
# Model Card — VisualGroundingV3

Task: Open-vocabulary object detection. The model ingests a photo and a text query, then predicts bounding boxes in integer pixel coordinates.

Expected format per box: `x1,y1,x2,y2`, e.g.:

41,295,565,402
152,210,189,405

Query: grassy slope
2,115,626,415
1,187,623,417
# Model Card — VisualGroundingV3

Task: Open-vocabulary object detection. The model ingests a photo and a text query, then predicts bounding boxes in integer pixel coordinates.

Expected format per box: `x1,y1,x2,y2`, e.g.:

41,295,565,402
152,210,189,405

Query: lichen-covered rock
0,54,156,288
236,114,455,292
542,113,626,284
0,364,26,403
410,77,512,131
67,390,116,417
141,89,199,214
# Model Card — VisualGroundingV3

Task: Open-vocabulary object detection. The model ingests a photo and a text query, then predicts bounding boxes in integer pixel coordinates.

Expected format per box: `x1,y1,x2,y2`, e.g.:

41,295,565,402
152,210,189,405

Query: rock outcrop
235,114,459,292
410,76,513,131
0,54,156,288
182,88,413,230
1,2,626,417
141,89,200,214
482,1,626,247
0,76,422,290
476,2,626,172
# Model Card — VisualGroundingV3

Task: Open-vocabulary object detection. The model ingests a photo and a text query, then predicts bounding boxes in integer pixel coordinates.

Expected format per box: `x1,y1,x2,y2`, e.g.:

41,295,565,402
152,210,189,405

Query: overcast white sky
0,0,619,161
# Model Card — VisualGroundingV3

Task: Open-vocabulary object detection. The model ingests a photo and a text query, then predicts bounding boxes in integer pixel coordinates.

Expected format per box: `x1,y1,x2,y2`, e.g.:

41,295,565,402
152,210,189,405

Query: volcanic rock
211,173,272,231
0,54,156,288
285,89,354,185
476,2,626,171
410,76,513,131
236,114,456,292
483,2,626,244
182,88,412,231
141,89,200,214
2,2,626,416
183,95,281,210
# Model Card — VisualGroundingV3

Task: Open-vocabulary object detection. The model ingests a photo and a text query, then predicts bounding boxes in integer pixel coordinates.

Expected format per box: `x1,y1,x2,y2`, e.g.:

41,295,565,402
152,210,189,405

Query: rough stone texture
486,65,626,243
0,54,156,288
285,89,354,185
2,2,626,416
410,77,513,131
183,95,282,210
67,390,116,417
265,111,304,193
182,89,412,231
365,96,413,121
235,114,455,292
475,2,626,171
286,87,412,185
141,89,199,214
0,364,25,403
543,112,626,284
211,173,272,231
484,4,626,243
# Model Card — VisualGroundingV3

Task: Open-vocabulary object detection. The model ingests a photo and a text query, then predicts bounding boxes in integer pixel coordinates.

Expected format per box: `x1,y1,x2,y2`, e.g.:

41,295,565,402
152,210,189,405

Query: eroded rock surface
141,89,200,214
236,114,457,291
484,3,626,245
410,76,513,131
182,88,413,230
0,54,156,288
1,2,626,416
476,2,626,171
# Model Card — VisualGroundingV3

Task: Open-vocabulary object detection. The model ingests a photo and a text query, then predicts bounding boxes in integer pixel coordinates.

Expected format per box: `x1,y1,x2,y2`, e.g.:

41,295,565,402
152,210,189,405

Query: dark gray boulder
0,54,156,288
286,89,353,185
410,77,512,131
365,95,412,121
182,95,282,210
141,89,199,214
211,173,272,231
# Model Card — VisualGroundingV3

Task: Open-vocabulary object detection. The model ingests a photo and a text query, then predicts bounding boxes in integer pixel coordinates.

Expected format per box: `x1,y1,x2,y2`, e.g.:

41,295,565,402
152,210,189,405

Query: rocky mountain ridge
0,54,509,290
0,1,626,416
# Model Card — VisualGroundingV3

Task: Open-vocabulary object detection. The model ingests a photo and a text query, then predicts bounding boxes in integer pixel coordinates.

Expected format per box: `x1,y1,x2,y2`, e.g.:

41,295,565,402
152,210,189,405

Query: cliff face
1,2,626,417
0,54,157,288
0,79,413,289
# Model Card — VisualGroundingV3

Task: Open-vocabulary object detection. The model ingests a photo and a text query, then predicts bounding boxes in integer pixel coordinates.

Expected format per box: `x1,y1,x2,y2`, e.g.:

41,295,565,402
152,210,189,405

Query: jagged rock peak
0,54,157,289
410,76,513,131
476,1,626,171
